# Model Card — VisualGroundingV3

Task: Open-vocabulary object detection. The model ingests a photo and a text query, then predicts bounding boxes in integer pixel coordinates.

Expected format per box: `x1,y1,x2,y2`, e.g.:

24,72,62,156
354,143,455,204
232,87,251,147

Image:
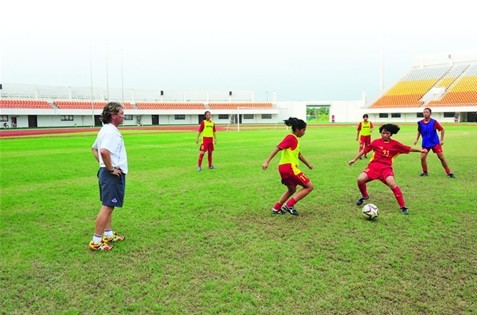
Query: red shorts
360,135,371,146
423,144,443,154
363,164,394,183
200,137,214,152
279,164,310,188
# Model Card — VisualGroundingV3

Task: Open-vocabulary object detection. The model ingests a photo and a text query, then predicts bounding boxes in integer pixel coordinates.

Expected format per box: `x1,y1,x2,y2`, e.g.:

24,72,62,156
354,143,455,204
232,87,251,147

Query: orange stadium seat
208,102,273,110
122,102,134,109
429,91,477,106
54,101,107,109
0,99,51,109
429,72,477,106
370,95,424,108
135,102,205,110
369,64,477,109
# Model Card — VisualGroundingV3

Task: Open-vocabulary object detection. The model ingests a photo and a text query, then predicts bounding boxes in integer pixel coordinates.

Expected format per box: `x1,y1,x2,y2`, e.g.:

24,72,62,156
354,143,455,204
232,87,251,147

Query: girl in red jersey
348,124,427,215
262,117,314,216
196,111,216,171
356,114,374,159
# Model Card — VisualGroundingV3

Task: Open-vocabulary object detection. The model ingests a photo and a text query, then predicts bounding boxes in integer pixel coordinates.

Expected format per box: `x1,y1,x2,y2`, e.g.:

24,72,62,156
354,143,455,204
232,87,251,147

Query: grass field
1,124,476,314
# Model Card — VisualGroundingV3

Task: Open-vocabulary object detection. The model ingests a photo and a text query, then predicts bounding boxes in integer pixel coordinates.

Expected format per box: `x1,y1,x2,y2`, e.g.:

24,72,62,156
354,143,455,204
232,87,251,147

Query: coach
89,102,128,251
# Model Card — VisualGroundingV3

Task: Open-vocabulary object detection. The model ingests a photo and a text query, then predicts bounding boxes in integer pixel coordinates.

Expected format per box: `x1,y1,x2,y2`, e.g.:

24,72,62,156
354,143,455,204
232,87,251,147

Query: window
174,115,185,120
261,114,272,119
416,112,424,118
379,113,388,118
443,112,455,118
218,114,229,119
391,113,401,118
243,114,254,119
124,115,133,121
61,115,74,121
0,115,8,122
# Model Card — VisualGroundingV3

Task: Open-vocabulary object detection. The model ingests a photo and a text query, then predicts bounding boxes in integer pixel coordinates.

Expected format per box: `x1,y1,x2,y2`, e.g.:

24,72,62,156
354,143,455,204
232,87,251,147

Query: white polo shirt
92,123,128,174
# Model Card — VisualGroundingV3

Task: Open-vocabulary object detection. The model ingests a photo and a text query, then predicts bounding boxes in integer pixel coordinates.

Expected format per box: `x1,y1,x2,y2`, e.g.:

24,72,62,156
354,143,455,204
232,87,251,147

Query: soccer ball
362,204,378,220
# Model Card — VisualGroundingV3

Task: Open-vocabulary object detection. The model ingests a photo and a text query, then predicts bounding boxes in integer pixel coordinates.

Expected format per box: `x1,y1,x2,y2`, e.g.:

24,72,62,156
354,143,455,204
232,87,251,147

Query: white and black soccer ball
362,203,378,220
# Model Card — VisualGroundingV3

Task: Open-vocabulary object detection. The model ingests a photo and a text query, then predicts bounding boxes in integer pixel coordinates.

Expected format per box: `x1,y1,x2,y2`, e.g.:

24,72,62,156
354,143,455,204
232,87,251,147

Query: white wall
159,115,199,125
13,116,29,128
138,115,152,126
276,101,307,122
240,114,276,124
367,106,475,124
37,115,95,127
275,100,365,124
2,102,472,128
369,112,460,124
329,100,365,123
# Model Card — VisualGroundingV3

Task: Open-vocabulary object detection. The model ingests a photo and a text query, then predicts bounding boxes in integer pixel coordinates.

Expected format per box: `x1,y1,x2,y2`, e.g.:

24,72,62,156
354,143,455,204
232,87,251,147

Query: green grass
1,125,476,314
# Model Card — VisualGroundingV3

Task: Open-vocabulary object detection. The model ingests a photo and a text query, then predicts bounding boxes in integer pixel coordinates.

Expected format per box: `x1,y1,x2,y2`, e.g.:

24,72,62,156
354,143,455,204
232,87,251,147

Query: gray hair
100,102,123,124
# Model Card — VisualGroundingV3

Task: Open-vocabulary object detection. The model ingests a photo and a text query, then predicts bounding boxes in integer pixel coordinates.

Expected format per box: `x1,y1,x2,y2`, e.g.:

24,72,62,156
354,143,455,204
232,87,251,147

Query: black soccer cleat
271,208,284,215
447,173,456,179
400,207,409,215
419,172,428,177
356,196,369,206
282,205,299,216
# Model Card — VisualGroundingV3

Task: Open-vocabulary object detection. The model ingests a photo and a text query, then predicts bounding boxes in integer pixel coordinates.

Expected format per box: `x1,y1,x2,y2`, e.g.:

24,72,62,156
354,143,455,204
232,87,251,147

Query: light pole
106,44,109,101
121,49,124,104
89,45,94,127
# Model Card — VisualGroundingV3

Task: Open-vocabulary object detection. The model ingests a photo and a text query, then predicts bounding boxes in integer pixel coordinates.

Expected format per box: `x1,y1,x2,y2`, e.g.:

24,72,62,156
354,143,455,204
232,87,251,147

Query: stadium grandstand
0,87,282,128
367,51,477,123
0,51,475,128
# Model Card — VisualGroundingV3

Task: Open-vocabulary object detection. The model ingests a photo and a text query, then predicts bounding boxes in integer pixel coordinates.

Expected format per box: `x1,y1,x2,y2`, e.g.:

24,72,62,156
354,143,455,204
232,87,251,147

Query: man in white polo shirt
89,102,128,251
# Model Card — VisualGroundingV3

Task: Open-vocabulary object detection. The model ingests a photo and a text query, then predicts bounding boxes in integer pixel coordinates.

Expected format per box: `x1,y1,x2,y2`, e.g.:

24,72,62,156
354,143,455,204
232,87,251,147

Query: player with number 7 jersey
348,124,427,215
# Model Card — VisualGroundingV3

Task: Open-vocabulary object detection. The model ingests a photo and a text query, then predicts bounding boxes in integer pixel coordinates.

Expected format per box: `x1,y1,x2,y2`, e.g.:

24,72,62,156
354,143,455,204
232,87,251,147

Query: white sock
104,229,113,237
92,234,102,244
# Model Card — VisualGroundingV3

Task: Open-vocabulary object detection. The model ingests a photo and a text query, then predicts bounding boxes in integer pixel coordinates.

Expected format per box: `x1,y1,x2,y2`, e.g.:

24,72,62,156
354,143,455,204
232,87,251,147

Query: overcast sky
0,0,476,101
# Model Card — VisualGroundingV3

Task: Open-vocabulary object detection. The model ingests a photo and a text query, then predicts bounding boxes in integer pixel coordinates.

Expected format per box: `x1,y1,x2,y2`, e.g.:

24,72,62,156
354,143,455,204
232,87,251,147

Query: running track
0,125,209,138
0,124,348,138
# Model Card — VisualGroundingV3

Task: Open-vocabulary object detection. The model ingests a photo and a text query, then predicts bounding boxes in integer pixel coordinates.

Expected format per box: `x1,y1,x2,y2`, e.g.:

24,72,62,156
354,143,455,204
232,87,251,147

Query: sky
0,0,476,102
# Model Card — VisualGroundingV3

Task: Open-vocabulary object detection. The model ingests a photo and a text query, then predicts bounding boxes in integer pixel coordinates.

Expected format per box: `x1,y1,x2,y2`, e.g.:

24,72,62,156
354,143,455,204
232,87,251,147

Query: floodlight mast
380,32,384,93
105,44,109,101
89,45,94,127
0,43,2,100
121,49,124,104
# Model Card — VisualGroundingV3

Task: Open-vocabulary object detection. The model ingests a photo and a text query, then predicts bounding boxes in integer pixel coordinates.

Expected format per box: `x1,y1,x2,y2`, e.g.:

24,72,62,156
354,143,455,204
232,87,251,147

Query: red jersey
277,134,298,151
364,138,411,167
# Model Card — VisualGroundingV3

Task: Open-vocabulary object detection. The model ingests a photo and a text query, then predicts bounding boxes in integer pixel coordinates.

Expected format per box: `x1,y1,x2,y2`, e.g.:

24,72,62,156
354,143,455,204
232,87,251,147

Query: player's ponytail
379,124,400,135
284,117,307,131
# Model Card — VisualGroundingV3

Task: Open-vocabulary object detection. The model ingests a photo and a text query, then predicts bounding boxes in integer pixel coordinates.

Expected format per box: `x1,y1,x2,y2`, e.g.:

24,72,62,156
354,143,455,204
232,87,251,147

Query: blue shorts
98,168,126,207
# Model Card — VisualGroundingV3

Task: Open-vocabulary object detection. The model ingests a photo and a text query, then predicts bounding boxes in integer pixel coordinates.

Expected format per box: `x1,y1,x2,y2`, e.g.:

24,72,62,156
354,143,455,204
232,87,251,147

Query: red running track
0,125,216,138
